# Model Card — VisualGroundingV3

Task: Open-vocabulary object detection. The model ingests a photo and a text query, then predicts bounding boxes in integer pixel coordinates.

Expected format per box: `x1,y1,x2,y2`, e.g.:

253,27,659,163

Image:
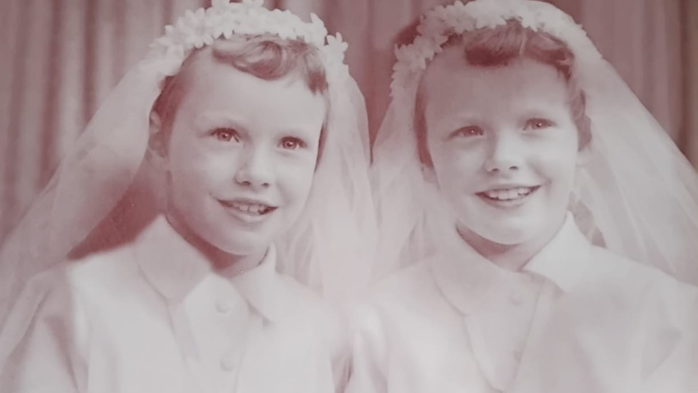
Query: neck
457,215,567,271
164,211,266,277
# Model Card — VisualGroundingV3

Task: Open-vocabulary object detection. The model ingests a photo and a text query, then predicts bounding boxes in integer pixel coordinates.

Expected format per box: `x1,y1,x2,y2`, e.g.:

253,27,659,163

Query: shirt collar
429,212,594,315
523,212,594,292
134,215,285,322
428,215,510,315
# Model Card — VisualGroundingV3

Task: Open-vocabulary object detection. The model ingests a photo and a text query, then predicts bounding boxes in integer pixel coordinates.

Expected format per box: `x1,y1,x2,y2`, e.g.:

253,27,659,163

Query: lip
478,184,540,193
476,185,541,209
219,196,277,207
216,196,278,225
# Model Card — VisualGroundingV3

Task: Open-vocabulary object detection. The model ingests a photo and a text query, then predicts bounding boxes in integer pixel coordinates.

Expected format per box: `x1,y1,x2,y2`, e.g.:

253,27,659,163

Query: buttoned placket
167,275,256,393
430,214,599,392
134,217,285,393
463,272,544,392
506,280,558,393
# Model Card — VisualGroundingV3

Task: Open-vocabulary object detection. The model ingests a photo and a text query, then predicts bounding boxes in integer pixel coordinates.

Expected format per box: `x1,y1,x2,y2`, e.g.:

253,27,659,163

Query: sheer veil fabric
370,0,698,285
0,0,377,327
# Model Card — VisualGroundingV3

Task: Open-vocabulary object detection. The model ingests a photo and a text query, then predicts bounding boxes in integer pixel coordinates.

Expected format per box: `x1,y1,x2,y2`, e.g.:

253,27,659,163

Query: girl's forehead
172,53,326,133
425,56,567,102
422,56,571,128
181,51,318,102
425,49,562,92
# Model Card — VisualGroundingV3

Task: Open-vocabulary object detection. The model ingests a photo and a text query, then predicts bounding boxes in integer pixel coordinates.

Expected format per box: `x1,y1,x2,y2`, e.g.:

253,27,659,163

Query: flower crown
391,0,601,97
149,0,349,79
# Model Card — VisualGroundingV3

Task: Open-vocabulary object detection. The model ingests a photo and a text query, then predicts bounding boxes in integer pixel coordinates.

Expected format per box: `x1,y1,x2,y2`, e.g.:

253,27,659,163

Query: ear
147,111,169,171
421,163,438,185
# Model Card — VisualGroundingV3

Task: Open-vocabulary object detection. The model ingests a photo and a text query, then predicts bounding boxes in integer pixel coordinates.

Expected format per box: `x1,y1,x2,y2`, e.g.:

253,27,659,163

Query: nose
234,147,273,189
483,133,523,174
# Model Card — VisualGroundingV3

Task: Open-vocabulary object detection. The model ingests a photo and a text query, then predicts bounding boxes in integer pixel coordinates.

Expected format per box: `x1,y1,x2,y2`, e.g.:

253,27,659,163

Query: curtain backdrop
1,0,696,243
685,0,698,167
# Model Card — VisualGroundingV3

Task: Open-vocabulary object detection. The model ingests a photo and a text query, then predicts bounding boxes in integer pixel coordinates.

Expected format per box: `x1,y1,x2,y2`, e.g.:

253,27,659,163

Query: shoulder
0,261,97,360
275,274,345,351
368,261,439,310
59,243,143,297
586,248,698,371
0,246,143,376
351,260,447,336
347,261,458,370
12,242,145,319
277,274,333,319
581,245,698,312
588,246,694,290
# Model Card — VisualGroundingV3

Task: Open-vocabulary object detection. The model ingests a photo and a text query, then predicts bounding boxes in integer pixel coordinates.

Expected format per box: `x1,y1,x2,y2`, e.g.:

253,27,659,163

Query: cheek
276,156,316,197
432,143,485,186
168,146,235,195
530,136,580,176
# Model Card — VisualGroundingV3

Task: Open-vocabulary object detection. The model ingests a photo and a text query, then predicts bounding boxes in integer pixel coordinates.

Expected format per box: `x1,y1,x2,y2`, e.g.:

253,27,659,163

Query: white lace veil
0,0,376,326
371,0,698,285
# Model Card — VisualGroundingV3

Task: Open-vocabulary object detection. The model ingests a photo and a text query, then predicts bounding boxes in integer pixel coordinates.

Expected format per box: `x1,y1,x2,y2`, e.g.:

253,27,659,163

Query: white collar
524,213,595,292
134,215,285,322
430,213,594,315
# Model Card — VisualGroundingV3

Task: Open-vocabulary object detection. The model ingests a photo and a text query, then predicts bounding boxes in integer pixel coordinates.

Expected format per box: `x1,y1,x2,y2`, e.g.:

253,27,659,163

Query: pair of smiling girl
1,0,697,392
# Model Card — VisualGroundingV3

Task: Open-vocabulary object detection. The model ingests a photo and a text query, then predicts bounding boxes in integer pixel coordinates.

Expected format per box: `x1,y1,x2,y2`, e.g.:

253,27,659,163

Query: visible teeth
484,187,533,201
230,202,270,214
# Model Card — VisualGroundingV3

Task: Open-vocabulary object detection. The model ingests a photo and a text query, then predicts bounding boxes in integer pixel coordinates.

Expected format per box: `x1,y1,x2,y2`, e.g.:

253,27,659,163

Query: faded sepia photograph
0,0,697,392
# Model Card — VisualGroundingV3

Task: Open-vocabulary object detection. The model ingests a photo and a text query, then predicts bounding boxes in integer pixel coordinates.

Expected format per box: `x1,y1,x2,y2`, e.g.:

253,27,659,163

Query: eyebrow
193,111,319,141
193,112,250,135
281,124,321,137
432,113,483,134
516,103,567,121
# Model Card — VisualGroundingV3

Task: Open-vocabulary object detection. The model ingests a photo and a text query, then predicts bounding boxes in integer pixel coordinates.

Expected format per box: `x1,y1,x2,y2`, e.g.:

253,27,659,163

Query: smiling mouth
218,200,278,216
477,186,540,202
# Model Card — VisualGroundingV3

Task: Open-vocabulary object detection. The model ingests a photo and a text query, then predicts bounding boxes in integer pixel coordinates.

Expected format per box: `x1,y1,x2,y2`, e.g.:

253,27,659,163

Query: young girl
348,1,698,392
0,1,375,392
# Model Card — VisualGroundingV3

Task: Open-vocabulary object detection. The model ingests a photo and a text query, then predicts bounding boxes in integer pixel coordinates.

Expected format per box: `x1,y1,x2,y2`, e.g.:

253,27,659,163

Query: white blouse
347,214,698,393
0,216,345,393
466,268,543,390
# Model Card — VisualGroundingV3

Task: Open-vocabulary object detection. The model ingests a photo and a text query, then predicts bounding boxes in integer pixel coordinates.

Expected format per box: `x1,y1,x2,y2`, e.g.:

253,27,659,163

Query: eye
211,128,240,142
451,126,484,138
525,118,554,130
279,137,306,150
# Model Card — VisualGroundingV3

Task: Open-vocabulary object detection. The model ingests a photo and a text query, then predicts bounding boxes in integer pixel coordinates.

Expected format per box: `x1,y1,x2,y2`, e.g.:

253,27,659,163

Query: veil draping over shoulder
0,0,377,327
370,0,698,285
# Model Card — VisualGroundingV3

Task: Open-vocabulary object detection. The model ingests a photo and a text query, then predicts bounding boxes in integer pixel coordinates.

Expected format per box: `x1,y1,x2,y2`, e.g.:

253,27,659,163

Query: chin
221,236,271,256
483,231,531,246
198,226,268,255
472,221,535,246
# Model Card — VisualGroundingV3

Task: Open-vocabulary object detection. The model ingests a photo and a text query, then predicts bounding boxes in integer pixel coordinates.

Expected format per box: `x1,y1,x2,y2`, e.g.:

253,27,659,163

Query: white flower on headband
322,33,350,79
391,0,601,97
148,0,348,80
